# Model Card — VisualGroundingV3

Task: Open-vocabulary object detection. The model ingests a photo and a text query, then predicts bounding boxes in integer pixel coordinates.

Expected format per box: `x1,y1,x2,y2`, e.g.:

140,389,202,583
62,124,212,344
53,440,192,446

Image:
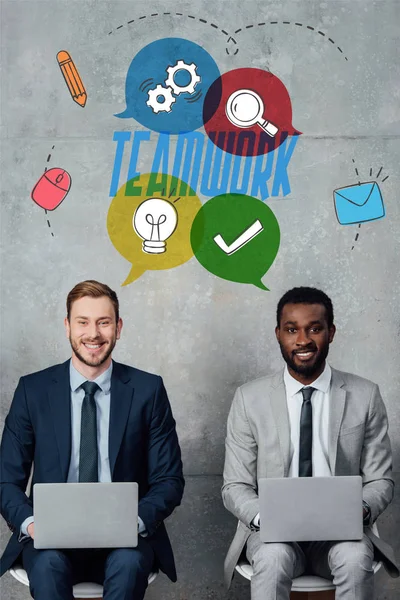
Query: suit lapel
328,368,346,474
47,360,72,481
270,372,291,476
109,361,134,476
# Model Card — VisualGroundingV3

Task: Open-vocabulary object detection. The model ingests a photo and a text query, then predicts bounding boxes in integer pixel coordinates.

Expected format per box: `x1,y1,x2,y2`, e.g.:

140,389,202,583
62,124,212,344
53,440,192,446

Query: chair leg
291,592,335,599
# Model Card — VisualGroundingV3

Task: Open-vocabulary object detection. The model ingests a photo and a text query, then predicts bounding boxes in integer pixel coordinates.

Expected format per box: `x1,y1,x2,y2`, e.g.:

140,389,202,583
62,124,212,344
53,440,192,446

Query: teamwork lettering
110,131,299,201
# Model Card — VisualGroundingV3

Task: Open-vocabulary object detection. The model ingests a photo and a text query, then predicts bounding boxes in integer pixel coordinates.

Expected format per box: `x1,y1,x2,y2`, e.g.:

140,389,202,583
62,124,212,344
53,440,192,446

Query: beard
69,336,116,368
278,341,329,378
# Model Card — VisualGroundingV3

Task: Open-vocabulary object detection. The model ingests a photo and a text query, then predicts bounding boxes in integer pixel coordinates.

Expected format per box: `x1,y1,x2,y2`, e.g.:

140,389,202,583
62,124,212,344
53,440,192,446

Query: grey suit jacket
222,367,399,587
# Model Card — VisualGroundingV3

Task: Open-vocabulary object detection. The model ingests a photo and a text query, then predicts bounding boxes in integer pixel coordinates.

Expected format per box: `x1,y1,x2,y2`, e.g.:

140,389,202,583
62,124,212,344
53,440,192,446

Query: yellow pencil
56,50,87,107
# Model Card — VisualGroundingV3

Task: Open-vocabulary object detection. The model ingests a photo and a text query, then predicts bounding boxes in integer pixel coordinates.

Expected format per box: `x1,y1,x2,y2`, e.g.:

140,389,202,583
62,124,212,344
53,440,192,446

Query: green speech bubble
190,193,280,290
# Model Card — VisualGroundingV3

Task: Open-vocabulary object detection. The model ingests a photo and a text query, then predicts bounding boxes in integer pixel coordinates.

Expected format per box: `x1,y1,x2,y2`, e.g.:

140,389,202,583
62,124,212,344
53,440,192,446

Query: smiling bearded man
222,286,398,600
0,280,184,600
66,293,121,369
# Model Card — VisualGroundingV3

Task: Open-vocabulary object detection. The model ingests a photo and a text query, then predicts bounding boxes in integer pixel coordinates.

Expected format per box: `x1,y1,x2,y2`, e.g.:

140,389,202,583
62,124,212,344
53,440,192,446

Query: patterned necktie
79,381,100,482
299,387,315,477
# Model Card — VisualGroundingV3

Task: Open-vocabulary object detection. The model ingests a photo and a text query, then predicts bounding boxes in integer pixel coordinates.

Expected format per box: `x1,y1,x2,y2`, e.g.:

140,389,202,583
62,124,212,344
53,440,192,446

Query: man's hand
27,522,34,539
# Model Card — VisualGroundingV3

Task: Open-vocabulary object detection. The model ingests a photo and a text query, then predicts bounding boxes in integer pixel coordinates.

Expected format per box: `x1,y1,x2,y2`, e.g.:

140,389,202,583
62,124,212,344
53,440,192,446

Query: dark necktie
79,381,100,482
299,387,315,477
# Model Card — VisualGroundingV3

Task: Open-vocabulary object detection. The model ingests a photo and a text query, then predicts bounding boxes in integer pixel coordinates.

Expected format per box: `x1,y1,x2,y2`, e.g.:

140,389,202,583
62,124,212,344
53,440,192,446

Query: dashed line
44,146,55,237
108,12,238,54
233,21,348,60
351,159,362,250
352,158,360,182
351,224,361,250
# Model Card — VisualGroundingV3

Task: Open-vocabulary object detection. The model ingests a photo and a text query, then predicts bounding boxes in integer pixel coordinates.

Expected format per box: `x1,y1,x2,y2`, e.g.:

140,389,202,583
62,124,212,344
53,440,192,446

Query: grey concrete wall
1,0,399,598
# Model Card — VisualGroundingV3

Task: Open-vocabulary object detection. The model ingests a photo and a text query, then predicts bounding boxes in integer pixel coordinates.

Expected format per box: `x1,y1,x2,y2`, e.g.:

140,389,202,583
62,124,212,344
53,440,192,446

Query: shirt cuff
362,501,371,525
138,516,148,537
19,516,34,542
252,513,260,529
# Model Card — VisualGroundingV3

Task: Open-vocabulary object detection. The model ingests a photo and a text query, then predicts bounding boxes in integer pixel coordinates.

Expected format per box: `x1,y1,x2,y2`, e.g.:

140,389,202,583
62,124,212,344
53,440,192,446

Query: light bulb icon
133,198,178,254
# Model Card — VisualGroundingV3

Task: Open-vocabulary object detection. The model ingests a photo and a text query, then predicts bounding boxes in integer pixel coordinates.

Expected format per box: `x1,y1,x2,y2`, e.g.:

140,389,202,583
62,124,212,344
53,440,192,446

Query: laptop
258,476,363,542
33,482,138,549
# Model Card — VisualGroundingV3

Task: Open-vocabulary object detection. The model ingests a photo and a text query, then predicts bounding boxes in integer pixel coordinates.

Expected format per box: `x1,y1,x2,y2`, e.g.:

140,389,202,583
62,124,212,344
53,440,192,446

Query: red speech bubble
31,168,71,211
203,68,301,157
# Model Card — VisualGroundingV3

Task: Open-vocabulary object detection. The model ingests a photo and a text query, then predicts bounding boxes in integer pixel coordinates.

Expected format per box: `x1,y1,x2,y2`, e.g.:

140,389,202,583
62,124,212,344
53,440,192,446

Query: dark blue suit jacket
0,360,185,580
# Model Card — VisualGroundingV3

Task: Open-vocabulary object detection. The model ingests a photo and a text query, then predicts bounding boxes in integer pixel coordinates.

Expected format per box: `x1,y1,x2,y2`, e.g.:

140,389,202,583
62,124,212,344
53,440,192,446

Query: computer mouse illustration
31,167,72,210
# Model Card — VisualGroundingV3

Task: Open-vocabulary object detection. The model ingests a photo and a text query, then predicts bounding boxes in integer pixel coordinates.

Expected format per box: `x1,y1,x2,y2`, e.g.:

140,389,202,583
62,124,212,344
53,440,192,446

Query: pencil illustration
56,50,87,107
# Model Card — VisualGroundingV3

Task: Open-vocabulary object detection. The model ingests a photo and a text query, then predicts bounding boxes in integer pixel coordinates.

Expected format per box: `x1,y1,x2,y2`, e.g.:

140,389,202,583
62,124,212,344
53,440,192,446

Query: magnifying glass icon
225,89,279,137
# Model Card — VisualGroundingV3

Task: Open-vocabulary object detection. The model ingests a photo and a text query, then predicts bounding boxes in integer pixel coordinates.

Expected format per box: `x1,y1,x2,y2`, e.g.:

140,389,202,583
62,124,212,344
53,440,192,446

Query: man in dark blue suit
0,280,185,599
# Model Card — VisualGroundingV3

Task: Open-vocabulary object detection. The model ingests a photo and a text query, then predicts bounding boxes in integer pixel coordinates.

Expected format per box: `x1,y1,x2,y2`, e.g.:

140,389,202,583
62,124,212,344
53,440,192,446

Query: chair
9,563,158,599
235,522,382,599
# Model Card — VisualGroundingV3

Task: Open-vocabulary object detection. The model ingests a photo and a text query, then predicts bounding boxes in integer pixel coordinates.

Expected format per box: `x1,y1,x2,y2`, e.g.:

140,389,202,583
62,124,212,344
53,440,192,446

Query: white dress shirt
253,363,332,527
285,362,332,477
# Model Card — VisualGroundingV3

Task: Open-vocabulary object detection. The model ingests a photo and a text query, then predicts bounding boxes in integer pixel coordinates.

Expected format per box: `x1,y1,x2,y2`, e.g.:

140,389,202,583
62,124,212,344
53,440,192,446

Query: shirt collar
284,362,332,397
69,359,113,394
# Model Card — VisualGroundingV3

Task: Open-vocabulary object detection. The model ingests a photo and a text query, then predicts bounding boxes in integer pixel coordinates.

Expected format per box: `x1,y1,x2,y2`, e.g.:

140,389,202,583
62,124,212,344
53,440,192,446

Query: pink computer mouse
31,168,72,210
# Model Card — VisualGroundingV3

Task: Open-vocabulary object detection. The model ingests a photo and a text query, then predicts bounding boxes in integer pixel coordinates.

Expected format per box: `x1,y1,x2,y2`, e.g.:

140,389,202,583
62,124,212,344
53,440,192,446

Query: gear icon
146,84,176,113
165,60,201,95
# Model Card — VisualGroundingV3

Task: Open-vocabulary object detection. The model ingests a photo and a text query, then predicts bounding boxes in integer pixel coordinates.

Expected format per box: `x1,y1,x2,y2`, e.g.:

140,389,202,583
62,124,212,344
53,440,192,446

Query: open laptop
258,476,363,543
33,482,138,549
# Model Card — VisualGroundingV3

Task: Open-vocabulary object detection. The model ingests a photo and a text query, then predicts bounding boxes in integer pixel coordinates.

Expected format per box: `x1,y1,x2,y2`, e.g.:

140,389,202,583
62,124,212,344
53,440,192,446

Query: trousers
246,531,375,600
21,537,155,600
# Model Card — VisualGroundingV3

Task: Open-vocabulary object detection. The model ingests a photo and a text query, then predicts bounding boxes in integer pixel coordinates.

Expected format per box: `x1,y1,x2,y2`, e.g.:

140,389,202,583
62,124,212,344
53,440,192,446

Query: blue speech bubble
115,38,221,134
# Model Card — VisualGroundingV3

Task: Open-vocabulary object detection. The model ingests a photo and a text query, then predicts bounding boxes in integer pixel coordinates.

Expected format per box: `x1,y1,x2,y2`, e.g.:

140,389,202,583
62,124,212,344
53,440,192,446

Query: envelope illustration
334,181,385,225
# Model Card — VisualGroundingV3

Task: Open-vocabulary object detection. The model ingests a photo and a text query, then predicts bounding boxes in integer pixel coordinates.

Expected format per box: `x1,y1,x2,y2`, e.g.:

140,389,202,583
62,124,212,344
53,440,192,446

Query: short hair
276,287,334,328
66,280,119,322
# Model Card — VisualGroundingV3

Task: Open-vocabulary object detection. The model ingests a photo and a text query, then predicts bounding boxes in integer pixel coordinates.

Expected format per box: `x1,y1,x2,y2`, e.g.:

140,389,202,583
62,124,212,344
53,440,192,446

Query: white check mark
213,219,264,255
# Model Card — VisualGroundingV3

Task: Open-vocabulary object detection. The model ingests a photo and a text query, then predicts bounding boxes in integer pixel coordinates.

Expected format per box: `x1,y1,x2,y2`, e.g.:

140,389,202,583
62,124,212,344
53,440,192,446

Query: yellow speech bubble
107,173,202,286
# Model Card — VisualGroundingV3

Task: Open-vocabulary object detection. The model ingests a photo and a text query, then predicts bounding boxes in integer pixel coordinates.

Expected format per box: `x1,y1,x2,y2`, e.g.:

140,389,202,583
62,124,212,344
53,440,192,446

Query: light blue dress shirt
20,360,146,538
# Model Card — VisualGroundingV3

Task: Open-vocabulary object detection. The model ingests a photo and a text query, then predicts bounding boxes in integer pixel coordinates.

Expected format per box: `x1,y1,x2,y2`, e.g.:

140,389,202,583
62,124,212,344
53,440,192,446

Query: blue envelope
334,181,385,225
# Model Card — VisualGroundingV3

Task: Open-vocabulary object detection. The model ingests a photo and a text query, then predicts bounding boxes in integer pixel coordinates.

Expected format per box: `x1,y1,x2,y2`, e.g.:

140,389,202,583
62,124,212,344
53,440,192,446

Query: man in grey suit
222,287,398,599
